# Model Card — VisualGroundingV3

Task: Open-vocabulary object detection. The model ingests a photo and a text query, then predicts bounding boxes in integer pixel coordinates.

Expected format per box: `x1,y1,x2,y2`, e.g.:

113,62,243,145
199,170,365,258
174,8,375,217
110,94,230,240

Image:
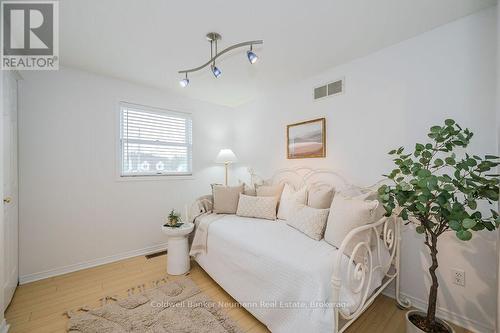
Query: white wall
18,67,234,281
0,66,6,333
233,7,498,332
496,3,500,332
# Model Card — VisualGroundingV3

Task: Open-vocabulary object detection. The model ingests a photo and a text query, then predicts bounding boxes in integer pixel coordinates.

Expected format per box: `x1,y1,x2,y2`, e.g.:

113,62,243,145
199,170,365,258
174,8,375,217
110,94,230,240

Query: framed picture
287,118,326,159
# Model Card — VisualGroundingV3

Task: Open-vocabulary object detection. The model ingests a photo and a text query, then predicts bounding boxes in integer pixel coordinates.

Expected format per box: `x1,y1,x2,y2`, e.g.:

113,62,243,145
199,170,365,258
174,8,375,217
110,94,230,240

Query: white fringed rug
66,277,243,333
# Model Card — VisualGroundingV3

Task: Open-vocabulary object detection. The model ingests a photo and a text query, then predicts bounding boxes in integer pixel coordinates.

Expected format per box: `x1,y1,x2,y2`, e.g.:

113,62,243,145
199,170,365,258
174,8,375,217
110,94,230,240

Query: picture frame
287,118,326,159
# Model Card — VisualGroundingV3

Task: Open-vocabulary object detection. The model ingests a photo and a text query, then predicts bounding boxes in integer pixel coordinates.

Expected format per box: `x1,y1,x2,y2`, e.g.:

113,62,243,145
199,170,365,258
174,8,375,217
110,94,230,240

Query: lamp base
224,162,228,186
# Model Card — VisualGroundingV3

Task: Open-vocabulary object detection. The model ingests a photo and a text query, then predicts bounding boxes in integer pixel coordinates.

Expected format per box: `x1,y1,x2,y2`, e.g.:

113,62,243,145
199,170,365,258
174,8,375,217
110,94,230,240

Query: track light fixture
178,32,263,87
179,73,189,87
247,45,258,64
211,64,222,78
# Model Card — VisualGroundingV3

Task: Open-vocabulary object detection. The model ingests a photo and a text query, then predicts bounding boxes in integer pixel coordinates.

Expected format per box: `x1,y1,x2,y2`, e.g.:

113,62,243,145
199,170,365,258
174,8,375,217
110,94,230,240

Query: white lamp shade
215,149,238,164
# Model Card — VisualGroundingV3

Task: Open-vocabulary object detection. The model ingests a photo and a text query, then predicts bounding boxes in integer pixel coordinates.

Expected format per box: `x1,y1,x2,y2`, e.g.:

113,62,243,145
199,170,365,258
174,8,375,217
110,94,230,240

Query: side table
161,223,194,275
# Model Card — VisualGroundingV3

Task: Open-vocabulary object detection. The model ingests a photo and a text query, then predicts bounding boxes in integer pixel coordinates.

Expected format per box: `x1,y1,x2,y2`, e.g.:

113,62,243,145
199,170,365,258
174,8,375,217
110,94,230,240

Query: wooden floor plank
4,254,470,333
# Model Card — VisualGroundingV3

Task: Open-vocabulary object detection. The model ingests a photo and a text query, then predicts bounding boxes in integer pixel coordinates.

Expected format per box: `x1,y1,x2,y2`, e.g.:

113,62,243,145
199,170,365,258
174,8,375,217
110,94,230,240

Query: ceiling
59,0,496,107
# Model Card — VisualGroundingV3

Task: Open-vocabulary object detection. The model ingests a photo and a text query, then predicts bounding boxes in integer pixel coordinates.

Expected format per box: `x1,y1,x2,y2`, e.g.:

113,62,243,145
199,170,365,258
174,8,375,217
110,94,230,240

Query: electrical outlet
452,268,465,286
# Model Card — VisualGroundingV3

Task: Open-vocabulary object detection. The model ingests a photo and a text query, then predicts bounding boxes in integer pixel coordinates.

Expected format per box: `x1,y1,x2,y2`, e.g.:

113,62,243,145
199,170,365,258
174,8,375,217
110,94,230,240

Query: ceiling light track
178,32,263,87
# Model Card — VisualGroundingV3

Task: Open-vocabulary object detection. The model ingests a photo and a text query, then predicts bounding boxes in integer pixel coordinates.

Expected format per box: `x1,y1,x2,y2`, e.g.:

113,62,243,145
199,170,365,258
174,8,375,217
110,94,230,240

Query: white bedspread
193,215,390,333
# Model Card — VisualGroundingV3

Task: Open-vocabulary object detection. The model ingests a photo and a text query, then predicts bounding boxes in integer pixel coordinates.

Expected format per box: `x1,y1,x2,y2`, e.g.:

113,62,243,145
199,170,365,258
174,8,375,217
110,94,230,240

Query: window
119,102,192,177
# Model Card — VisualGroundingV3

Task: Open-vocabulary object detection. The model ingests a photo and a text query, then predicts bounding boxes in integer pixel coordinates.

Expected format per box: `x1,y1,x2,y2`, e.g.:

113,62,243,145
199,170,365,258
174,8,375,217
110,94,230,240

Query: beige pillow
243,183,256,196
236,194,277,220
212,184,244,214
307,186,335,209
287,205,330,240
256,183,285,201
277,184,307,220
324,194,379,263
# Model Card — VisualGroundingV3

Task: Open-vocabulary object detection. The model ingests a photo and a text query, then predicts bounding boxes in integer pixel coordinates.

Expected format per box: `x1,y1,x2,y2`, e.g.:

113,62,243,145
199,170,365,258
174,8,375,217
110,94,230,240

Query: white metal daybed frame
194,166,411,333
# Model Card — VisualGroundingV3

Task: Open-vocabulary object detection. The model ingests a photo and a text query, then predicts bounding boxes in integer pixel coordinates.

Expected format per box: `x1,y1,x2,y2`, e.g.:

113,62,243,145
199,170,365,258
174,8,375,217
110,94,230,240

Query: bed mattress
194,214,390,333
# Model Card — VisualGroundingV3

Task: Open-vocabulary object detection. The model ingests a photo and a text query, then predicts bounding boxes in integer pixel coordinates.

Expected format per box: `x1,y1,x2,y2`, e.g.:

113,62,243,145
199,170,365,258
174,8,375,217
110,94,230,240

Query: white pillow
277,184,307,220
286,205,330,240
236,194,277,220
324,194,379,263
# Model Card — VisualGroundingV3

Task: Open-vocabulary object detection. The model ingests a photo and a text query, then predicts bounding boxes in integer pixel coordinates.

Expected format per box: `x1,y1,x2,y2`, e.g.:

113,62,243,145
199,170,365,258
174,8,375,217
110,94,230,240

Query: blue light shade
179,78,189,87
211,65,222,78
247,50,258,64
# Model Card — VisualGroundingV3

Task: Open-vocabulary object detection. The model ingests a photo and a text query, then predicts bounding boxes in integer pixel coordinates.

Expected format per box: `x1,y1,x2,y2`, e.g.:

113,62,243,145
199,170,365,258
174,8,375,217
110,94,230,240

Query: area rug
67,277,243,333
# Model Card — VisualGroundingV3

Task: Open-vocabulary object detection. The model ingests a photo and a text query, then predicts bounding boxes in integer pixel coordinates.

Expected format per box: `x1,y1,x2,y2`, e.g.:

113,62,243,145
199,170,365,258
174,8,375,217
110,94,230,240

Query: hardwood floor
5,254,471,333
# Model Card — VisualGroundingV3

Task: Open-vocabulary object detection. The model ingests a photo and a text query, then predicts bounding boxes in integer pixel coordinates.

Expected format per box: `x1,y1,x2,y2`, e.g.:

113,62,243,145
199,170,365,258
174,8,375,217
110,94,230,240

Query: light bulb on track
179,73,189,87
211,64,222,78
247,45,258,64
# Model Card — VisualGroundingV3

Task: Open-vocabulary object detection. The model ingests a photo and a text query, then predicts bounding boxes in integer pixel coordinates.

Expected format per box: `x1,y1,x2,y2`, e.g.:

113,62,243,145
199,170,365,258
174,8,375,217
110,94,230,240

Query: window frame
116,101,193,180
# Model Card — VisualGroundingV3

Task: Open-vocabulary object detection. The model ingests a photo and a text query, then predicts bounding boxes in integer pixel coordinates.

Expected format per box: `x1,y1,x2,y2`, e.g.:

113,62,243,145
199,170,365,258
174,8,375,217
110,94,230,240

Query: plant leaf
416,226,425,234
462,218,476,229
456,230,472,241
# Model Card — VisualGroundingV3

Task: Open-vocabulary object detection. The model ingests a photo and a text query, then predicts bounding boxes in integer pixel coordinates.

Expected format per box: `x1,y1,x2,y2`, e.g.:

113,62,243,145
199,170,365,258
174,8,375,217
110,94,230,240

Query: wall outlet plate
452,268,465,286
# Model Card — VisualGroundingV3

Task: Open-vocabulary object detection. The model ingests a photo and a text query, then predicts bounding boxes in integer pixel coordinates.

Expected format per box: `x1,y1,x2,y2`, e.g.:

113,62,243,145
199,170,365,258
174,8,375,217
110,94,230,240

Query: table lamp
215,149,238,185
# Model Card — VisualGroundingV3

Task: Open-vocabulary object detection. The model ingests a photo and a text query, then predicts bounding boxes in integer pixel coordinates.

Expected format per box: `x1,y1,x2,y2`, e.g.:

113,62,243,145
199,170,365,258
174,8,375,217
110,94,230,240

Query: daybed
188,167,410,333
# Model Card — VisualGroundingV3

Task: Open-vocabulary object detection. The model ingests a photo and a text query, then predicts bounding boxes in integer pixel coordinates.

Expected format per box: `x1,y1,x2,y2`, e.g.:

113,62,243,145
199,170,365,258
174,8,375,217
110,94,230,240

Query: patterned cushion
277,184,307,220
236,194,277,220
286,205,330,241
212,184,244,214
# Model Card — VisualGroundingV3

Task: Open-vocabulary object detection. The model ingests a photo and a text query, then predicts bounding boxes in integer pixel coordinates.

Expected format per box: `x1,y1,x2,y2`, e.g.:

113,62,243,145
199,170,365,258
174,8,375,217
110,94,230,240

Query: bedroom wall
233,7,498,332
18,67,234,282
0,68,6,333
496,3,500,331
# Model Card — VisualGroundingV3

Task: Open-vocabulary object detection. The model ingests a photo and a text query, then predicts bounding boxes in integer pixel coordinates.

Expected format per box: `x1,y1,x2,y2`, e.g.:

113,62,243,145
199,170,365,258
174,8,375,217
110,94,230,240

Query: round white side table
161,223,194,275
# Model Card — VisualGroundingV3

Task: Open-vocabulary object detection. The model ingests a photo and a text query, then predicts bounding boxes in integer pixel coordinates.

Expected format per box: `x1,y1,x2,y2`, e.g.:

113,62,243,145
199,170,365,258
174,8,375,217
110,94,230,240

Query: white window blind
119,103,192,177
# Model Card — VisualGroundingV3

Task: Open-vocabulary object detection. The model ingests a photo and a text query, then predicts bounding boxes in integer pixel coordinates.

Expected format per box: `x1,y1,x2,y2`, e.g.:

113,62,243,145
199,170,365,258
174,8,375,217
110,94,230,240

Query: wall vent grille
314,79,344,100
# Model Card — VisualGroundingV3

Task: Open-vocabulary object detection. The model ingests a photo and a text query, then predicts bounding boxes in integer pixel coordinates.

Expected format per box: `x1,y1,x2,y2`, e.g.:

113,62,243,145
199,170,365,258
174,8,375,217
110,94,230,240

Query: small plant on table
164,209,184,228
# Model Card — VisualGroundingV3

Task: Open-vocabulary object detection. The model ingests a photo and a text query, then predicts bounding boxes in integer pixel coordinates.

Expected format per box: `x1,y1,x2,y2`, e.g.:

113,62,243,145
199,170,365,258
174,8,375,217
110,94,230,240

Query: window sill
115,174,194,182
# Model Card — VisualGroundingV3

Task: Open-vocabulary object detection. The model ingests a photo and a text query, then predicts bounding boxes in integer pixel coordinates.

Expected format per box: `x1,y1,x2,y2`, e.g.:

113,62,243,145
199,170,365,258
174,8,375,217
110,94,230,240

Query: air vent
314,85,327,99
314,78,344,100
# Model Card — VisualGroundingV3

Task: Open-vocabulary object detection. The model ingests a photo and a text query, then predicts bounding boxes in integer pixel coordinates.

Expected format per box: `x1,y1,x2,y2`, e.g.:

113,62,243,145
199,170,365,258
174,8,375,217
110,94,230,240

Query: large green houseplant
378,119,499,333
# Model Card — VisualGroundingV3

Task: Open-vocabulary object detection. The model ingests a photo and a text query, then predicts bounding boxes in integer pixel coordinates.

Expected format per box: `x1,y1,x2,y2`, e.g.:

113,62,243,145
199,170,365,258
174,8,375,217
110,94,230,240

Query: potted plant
164,209,184,228
378,119,499,333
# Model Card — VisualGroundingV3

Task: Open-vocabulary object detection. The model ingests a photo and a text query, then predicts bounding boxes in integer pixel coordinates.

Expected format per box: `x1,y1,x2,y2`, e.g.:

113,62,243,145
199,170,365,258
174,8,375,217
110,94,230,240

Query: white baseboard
383,288,494,333
0,319,9,333
19,242,168,285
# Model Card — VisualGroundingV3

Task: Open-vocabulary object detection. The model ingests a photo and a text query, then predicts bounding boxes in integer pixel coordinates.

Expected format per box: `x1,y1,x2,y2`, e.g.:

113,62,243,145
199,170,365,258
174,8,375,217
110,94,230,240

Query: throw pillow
277,184,307,220
256,183,285,214
243,183,256,196
307,186,335,209
236,194,277,220
324,194,379,263
255,183,285,201
286,205,330,241
212,184,244,214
